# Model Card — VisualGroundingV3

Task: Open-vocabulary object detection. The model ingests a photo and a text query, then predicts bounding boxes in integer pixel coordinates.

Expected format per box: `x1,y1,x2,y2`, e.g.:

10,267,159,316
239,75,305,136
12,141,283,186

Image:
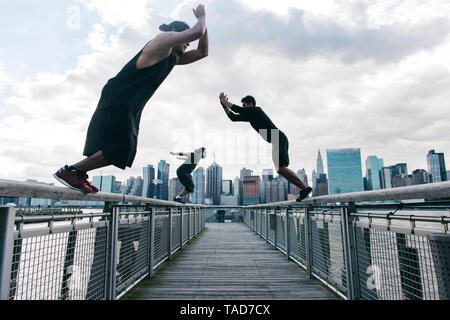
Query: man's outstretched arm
177,29,209,65
219,92,247,122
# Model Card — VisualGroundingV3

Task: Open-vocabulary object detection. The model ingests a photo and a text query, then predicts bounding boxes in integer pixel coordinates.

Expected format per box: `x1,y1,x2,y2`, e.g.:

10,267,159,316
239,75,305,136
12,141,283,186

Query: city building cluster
2,149,447,207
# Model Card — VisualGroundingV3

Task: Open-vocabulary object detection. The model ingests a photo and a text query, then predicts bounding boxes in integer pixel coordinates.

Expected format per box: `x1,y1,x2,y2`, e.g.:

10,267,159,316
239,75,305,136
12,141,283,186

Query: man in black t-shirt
171,147,207,204
219,92,312,202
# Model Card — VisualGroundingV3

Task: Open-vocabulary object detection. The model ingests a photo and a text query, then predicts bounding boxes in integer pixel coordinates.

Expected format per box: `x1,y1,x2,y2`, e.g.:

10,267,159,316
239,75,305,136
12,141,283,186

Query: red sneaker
53,165,93,194
79,173,99,193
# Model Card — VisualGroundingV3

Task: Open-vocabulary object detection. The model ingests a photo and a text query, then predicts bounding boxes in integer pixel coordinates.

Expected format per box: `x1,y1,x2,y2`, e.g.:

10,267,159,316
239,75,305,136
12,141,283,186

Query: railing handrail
1,178,450,209
247,181,450,208
0,179,204,207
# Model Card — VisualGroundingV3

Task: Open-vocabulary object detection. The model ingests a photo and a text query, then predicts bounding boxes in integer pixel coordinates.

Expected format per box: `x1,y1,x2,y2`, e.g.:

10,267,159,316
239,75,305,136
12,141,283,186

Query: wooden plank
122,223,340,300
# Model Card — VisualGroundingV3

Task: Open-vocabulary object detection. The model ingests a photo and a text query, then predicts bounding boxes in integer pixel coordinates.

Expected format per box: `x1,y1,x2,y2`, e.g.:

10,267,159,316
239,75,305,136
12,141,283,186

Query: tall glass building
154,160,170,200
327,148,364,195
206,162,223,205
427,149,447,182
92,175,116,193
142,165,155,198
192,167,205,204
365,155,384,190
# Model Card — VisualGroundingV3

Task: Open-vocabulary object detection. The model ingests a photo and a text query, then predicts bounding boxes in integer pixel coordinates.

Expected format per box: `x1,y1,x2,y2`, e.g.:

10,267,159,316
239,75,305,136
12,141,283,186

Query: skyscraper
365,155,384,190
260,169,274,203
412,169,430,185
155,160,170,200
221,180,232,195
240,168,253,179
233,176,242,205
92,175,116,193
380,166,393,189
262,169,274,182
311,169,317,196
317,149,325,175
427,150,447,182
391,163,408,178
316,173,329,196
243,176,260,205
206,162,223,205
142,165,155,198
192,167,205,204
262,177,285,203
121,176,143,196
169,178,188,202
297,169,308,186
327,148,364,195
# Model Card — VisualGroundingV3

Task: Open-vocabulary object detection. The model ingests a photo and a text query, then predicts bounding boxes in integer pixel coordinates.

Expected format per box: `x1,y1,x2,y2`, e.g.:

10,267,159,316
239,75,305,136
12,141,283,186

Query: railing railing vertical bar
286,206,291,260
341,203,360,300
148,207,155,279
305,206,313,279
274,208,278,249
179,208,184,250
187,208,191,242
266,209,269,243
168,207,173,261
106,206,119,300
0,207,15,300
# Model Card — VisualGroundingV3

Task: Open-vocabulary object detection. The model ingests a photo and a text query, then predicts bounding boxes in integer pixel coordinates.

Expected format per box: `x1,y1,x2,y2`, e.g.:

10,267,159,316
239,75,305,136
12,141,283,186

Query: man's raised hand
193,4,206,20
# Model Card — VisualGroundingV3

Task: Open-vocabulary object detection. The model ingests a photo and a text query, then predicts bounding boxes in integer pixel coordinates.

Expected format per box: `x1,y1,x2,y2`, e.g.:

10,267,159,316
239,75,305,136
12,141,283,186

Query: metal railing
0,179,205,300
243,181,450,300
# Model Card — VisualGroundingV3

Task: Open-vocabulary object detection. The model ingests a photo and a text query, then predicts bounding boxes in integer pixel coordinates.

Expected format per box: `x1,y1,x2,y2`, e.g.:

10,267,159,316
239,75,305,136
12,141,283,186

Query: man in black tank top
171,147,207,204
54,5,208,194
219,92,312,202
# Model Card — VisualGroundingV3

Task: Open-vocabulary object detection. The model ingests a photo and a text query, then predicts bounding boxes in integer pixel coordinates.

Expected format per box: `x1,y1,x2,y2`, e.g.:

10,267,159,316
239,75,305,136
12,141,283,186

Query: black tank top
96,47,177,133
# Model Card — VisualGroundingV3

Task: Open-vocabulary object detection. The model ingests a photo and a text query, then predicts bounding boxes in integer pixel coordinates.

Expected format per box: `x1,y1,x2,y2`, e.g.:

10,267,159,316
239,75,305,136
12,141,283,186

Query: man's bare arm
137,4,206,68
177,29,209,65
170,152,190,157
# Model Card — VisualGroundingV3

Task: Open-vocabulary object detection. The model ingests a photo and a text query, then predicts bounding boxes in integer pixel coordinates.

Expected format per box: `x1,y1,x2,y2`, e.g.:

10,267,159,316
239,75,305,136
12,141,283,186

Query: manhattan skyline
1,1,449,186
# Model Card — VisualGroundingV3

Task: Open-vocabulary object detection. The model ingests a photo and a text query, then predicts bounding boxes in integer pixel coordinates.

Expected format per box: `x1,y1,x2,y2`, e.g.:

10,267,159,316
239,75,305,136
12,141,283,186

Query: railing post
187,208,191,242
106,205,119,300
274,208,278,249
305,205,313,279
195,207,198,234
168,207,173,261
179,208,184,250
0,207,16,300
286,206,291,260
341,202,360,300
266,209,269,243
148,207,155,278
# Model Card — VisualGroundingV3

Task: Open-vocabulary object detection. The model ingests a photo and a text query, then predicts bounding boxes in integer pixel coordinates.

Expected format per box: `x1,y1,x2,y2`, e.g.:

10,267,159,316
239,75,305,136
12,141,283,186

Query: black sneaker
173,197,185,204
296,187,312,202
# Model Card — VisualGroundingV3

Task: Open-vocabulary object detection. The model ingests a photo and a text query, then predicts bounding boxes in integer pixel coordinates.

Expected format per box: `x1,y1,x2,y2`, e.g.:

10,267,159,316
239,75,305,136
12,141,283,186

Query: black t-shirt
226,105,279,143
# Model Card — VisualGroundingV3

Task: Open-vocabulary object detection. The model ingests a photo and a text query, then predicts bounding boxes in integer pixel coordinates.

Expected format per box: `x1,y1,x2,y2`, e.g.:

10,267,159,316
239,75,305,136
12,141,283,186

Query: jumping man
170,147,207,204
54,5,209,193
219,92,312,202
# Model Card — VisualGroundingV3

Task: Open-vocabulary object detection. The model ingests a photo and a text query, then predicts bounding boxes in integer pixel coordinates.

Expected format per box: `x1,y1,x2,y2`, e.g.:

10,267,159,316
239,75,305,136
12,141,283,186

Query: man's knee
277,166,287,175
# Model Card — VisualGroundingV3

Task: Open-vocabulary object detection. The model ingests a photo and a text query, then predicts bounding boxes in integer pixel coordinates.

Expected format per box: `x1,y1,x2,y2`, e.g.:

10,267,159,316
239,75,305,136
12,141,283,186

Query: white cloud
77,0,154,28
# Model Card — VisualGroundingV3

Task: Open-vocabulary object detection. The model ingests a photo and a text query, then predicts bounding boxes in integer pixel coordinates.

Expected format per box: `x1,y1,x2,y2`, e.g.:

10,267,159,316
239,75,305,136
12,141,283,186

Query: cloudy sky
1,0,449,186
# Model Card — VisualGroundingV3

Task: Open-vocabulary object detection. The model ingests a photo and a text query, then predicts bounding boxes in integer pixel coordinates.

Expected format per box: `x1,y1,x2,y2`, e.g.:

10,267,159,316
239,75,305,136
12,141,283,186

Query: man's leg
177,189,190,198
72,150,110,173
277,166,308,189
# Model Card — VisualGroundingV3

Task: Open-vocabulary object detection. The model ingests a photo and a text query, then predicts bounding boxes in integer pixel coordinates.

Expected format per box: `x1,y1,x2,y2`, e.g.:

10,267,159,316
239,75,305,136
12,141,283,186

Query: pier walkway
122,223,338,300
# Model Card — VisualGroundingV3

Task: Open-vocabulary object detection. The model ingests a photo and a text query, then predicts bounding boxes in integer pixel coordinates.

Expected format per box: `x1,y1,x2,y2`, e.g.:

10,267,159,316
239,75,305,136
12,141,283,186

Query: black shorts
272,130,290,169
176,166,195,193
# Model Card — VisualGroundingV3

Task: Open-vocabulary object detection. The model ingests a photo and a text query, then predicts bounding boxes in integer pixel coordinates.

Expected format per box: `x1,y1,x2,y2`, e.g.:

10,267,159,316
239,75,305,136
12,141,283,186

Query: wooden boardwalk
122,223,339,300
